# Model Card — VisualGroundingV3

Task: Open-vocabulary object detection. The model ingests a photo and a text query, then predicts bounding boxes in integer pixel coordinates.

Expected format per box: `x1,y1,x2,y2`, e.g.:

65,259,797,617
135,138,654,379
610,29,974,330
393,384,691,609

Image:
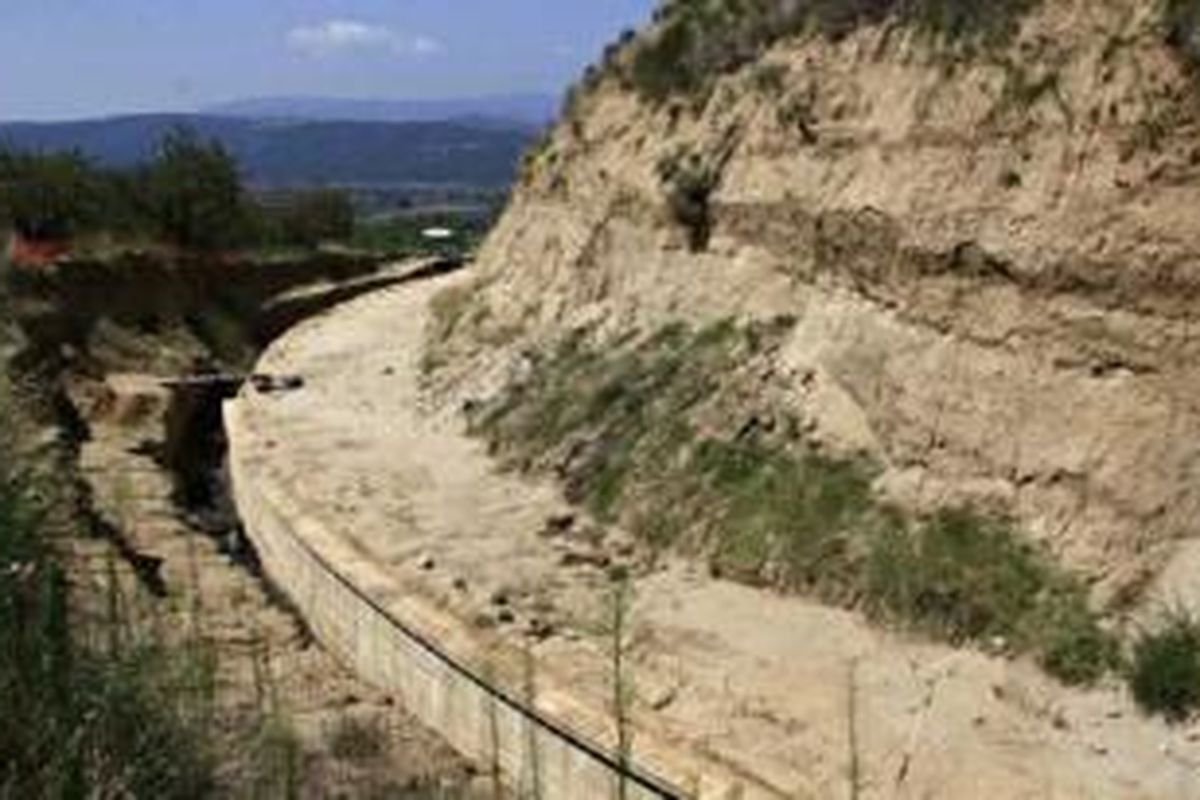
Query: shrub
868,510,1116,684
1166,0,1200,66
697,438,877,594
906,0,1039,45
275,188,355,248
327,714,388,763
1035,597,1120,686
869,510,1049,643
632,12,704,101
145,127,253,251
0,148,103,241
1130,610,1200,721
657,150,721,251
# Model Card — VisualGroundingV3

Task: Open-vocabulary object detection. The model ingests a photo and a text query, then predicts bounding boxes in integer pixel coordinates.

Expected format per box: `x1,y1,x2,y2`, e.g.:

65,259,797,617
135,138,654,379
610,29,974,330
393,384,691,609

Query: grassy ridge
623,0,1040,102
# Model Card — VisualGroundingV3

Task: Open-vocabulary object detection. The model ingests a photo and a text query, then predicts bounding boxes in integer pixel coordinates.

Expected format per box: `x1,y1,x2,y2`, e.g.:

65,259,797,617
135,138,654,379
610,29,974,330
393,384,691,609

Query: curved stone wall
225,402,739,800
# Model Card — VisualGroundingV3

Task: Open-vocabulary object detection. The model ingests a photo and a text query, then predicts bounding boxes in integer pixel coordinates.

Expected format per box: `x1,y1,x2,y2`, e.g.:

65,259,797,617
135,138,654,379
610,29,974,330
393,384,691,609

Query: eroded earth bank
230,0,1200,796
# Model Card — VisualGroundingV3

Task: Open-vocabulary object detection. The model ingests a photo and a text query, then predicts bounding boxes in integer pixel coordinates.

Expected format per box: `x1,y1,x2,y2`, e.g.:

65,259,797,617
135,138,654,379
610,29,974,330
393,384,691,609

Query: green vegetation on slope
463,318,1115,686
622,0,1041,102
1130,610,1200,721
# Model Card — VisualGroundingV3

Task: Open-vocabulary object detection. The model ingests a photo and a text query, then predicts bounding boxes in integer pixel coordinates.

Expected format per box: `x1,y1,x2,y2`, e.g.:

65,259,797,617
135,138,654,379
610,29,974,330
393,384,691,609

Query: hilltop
201,93,557,128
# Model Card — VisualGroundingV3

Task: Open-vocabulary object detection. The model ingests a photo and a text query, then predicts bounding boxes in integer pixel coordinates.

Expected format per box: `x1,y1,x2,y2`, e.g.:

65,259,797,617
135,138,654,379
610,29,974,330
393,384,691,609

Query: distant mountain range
202,93,559,128
0,112,540,188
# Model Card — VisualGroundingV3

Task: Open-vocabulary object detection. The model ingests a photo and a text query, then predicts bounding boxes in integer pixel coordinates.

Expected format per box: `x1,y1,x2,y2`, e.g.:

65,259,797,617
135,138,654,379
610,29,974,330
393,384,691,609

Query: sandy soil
238,274,1200,799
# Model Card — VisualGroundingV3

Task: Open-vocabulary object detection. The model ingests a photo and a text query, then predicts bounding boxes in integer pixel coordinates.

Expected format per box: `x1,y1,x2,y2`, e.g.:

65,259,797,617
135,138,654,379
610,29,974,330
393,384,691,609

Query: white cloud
286,20,443,58
410,36,444,56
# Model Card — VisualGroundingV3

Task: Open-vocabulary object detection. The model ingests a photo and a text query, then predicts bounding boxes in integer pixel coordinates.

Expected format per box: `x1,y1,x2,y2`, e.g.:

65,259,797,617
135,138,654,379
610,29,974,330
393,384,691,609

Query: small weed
519,130,555,182
1130,609,1200,721
246,712,303,797
1120,106,1187,161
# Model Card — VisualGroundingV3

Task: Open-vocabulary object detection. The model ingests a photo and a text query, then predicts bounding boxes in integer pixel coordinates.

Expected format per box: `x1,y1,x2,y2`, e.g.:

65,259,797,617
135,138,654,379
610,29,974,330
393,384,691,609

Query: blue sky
0,1,656,120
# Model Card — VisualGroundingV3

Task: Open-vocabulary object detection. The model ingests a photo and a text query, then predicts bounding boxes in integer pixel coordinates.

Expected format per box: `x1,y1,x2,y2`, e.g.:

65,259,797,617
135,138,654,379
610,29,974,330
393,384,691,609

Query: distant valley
202,93,557,127
0,105,544,190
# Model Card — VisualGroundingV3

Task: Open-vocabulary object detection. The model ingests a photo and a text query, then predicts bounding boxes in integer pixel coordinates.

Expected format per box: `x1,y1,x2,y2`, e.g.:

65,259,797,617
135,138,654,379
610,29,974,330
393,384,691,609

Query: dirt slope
431,0,1200,611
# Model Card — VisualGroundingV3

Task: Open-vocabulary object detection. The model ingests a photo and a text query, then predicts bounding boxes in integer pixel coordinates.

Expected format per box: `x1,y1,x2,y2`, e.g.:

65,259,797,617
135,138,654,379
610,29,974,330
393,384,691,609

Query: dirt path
237,273,1200,799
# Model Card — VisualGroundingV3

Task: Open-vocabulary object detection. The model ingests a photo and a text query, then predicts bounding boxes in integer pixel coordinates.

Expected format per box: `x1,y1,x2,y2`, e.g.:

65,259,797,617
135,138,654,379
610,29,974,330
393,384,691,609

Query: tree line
0,128,354,252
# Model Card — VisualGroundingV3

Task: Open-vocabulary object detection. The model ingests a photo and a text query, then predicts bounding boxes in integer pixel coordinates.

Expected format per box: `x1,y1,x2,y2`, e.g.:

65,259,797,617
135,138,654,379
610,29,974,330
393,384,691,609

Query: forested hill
0,114,536,187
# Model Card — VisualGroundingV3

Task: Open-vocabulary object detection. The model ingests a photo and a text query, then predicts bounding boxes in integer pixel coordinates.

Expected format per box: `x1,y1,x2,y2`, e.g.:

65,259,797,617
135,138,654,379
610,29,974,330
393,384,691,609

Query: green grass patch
694,437,877,595
869,510,1117,684
1130,609,1200,721
471,319,1115,686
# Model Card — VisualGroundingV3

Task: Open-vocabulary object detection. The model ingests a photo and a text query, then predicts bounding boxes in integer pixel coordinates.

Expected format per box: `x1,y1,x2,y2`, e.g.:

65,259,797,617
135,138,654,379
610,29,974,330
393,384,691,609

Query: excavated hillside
429,0,1200,622
208,3,1200,796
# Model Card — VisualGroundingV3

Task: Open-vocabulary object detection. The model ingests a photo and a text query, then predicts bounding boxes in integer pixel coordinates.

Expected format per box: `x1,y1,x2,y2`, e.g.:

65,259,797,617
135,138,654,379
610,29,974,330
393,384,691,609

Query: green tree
0,148,101,241
278,188,355,247
146,128,251,251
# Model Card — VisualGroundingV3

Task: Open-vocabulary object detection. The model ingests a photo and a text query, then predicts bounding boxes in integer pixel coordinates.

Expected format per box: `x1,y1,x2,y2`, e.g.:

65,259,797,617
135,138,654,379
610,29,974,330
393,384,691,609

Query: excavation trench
7,253,464,591
153,255,468,589
4,251,484,796
163,375,255,567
